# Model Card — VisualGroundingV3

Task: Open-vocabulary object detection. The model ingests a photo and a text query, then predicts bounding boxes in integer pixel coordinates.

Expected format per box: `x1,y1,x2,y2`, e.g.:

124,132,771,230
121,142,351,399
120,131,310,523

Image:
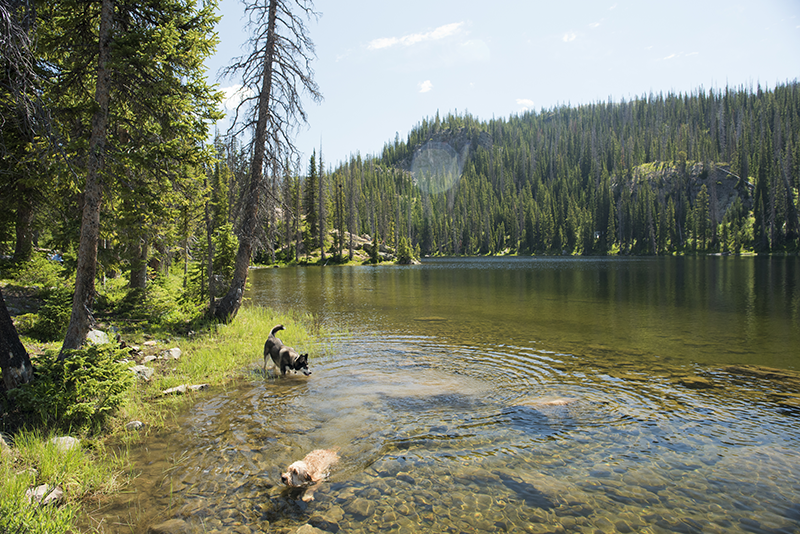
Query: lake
97,256,800,533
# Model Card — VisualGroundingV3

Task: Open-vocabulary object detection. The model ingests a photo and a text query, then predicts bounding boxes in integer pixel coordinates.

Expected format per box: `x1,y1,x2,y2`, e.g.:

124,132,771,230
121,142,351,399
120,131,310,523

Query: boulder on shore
86,329,110,345
161,384,208,396
130,365,155,382
26,484,63,506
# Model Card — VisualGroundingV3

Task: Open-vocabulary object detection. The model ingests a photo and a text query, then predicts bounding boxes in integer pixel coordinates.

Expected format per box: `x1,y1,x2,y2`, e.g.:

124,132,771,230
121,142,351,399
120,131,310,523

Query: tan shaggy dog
281,449,339,502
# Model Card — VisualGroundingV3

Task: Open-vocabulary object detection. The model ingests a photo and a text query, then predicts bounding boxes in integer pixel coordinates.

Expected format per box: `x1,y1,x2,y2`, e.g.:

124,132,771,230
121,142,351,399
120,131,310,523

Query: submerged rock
677,376,716,389
345,497,374,518
513,396,578,407
147,518,188,534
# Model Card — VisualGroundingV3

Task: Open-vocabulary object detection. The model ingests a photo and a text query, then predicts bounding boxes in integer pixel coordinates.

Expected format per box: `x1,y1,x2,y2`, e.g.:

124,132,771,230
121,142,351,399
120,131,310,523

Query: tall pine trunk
60,0,113,356
13,185,34,263
212,0,277,322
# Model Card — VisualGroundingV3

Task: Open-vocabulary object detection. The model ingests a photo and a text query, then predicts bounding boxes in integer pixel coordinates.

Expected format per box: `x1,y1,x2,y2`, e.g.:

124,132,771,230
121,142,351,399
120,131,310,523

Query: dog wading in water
264,324,310,376
281,449,339,502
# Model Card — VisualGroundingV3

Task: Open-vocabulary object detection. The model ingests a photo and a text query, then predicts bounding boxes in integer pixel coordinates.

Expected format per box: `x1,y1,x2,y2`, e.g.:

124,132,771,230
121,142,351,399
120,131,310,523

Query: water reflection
90,257,800,533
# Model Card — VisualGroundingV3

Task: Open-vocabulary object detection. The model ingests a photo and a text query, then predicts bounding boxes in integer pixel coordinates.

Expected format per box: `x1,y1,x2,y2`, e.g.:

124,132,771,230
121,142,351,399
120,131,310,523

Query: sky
204,0,800,168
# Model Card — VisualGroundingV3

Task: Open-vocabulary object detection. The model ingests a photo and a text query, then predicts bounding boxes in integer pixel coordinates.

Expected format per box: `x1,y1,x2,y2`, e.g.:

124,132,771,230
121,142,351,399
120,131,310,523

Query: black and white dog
264,324,310,376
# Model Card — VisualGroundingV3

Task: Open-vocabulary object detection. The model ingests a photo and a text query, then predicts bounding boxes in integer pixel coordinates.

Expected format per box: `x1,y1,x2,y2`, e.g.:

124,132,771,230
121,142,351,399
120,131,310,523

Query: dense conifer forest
2,34,799,311
314,81,799,259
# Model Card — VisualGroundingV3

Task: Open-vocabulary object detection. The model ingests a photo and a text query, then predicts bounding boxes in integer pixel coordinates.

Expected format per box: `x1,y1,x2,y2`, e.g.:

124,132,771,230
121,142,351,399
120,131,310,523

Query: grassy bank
1,296,323,533
114,305,322,435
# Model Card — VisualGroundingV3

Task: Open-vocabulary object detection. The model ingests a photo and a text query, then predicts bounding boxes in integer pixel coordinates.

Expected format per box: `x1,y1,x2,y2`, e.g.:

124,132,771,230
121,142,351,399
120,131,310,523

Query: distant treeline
305,81,798,258
3,78,798,310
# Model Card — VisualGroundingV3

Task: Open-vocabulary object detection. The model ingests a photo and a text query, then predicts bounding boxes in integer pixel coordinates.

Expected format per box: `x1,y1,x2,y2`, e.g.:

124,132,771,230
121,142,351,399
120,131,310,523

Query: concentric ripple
91,330,800,534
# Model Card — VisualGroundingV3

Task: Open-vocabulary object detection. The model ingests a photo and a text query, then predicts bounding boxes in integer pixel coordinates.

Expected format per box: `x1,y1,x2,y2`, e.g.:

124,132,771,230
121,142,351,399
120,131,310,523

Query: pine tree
304,151,318,252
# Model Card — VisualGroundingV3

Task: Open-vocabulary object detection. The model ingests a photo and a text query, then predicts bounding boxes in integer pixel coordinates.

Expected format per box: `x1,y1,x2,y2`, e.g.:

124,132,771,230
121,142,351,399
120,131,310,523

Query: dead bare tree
213,0,320,321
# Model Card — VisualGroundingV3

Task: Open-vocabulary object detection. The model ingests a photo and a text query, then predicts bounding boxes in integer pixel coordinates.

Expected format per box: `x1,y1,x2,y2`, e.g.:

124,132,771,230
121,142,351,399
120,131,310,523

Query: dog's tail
270,324,285,337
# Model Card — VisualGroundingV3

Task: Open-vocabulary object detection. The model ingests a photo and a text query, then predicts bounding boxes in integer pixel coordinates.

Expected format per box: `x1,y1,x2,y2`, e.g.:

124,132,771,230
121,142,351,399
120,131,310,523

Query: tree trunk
203,174,214,309
0,287,33,391
319,154,325,261
212,0,276,322
128,239,148,289
13,184,34,263
60,0,114,356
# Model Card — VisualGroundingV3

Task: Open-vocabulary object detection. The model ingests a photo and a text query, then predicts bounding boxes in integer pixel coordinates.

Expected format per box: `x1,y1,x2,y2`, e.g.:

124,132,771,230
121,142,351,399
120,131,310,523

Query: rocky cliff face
618,162,752,220
396,127,493,174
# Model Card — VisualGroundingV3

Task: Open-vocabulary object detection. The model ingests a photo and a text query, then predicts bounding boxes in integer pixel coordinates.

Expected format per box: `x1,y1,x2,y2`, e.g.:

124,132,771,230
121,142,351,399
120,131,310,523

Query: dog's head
281,461,312,487
293,353,311,375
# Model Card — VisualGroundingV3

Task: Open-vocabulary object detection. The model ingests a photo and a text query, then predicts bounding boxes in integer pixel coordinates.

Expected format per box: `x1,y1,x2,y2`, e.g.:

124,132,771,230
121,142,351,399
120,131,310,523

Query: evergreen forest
1,0,799,321
327,81,800,258
3,2,797,530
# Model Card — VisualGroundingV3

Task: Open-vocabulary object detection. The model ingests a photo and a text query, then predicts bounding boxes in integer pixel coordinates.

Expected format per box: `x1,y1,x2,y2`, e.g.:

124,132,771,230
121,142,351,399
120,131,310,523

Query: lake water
95,256,800,533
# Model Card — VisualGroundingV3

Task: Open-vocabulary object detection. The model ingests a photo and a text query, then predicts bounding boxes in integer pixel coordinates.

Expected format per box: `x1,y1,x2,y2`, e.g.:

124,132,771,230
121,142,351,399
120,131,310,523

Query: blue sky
205,0,800,168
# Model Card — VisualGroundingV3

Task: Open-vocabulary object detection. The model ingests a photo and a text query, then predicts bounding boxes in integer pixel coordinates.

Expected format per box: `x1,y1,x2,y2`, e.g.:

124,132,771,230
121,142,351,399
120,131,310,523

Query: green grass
112,305,325,434
0,430,128,534
2,299,323,532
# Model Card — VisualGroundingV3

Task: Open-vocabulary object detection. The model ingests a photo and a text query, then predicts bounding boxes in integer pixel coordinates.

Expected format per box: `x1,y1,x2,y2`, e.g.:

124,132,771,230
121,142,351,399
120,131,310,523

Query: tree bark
60,0,114,356
13,184,34,263
0,287,33,391
128,238,148,290
212,0,276,322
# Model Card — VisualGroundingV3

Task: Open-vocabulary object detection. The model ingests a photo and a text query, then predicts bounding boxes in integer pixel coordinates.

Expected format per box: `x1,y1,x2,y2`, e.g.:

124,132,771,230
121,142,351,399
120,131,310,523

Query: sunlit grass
111,304,326,435
0,429,130,534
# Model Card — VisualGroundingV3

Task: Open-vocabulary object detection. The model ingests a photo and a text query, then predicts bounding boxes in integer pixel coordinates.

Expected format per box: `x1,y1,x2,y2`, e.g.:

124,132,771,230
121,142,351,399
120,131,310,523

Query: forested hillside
2,24,798,319
314,81,798,258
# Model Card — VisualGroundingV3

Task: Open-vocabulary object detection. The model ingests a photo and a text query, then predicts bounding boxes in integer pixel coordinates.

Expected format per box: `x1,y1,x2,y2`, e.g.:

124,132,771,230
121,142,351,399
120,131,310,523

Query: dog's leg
302,482,321,502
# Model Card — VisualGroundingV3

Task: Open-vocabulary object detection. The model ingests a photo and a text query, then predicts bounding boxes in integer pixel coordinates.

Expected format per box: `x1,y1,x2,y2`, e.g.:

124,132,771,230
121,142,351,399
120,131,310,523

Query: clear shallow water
93,257,800,533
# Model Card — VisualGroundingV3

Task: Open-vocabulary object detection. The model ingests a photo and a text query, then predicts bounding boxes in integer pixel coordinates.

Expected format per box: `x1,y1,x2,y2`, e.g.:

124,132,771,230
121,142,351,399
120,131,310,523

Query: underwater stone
295,525,327,534
308,512,340,533
345,497,374,518
146,518,188,534
396,472,415,485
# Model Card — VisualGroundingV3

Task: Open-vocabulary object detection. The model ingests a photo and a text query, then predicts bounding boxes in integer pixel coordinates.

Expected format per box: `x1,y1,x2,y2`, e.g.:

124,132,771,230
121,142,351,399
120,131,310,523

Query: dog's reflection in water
280,449,339,502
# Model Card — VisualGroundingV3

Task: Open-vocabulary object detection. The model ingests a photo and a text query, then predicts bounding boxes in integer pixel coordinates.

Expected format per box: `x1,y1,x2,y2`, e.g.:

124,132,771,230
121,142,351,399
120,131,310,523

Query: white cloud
563,32,577,42
368,22,464,50
663,53,677,60
221,84,254,111
517,98,535,111
589,22,601,28
419,80,433,93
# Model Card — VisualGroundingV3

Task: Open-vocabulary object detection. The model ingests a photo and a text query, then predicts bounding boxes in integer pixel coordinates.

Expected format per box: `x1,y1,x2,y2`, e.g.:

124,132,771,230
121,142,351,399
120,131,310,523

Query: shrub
8,253,67,291
29,287,73,342
13,344,135,433
396,236,416,264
